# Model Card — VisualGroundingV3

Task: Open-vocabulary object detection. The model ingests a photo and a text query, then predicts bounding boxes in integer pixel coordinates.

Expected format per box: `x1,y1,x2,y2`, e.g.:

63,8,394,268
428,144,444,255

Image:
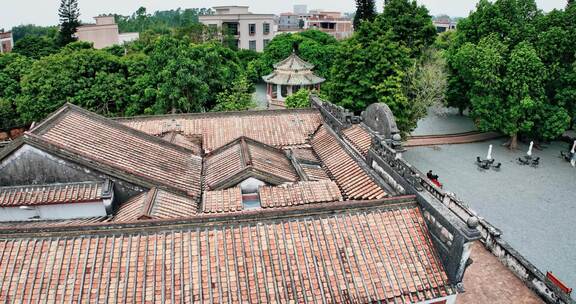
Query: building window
249,24,256,36
249,40,257,51
263,39,270,49
242,193,261,210
263,23,270,35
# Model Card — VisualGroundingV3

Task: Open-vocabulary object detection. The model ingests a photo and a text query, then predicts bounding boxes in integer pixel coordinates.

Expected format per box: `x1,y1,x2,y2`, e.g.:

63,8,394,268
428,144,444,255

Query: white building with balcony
199,6,276,52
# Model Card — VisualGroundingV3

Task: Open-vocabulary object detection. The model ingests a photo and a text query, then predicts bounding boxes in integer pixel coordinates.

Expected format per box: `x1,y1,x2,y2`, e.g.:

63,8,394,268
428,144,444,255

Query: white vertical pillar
277,84,283,101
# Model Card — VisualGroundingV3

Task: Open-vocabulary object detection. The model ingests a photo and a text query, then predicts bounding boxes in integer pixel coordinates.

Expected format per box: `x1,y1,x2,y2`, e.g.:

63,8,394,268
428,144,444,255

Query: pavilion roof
273,52,315,70
262,70,326,85
263,52,326,86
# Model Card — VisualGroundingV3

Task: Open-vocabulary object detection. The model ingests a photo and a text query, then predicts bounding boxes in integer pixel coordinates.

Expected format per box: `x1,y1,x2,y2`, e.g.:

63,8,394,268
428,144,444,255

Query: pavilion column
277,84,283,101
287,85,293,96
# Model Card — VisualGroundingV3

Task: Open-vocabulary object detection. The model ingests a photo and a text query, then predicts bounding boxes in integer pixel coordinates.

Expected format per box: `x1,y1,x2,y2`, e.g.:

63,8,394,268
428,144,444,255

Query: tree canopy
445,0,575,145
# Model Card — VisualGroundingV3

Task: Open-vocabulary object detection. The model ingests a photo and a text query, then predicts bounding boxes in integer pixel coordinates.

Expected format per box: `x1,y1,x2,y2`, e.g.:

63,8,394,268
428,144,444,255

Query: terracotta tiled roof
0,181,109,207
0,203,454,303
342,124,373,157
30,105,202,197
159,131,202,155
311,126,387,200
117,109,322,151
204,137,298,190
258,180,342,208
290,147,320,163
114,189,197,222
301,164,331,180
113,192,147,222
202,188,243,213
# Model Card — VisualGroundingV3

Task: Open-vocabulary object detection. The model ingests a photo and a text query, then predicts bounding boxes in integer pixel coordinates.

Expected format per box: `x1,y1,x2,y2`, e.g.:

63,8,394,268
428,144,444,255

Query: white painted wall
0,202,107,222
239,177,265,193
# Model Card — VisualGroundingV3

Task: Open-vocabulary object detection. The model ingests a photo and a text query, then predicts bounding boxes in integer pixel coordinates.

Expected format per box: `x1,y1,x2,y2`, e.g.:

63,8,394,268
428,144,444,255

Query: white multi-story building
199,6,276,52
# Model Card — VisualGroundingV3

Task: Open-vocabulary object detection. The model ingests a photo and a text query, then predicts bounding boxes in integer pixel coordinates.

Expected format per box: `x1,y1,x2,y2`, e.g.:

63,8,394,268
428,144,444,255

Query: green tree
327,28,414,131
406,49,448,116
11,24,58,42
368,0,437,57
212,76,255,112
13,36,59,59
16,48,127,122
353,0,377,30
285,89,311,108
0,53,32,129
57,0,81,46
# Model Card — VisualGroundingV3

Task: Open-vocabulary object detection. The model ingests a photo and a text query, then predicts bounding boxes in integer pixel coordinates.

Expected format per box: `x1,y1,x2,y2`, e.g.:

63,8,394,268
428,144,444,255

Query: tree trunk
509,133,518,150
458,106,464,116
171,107,177,114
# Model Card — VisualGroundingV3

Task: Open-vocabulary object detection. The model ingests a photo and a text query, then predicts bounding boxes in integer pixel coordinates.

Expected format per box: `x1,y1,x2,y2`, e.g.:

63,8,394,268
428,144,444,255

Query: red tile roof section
258,180,342,208
0,204,453,303
113,189,197,222
33,107,202,197
113,192,147,222
311,126,387,200
289,147,321,163
159,131,202,155
203,137,298,190
118,110,323,151
202,188,243,213
0,181,105,207
342,124,373,157
301,164,331,180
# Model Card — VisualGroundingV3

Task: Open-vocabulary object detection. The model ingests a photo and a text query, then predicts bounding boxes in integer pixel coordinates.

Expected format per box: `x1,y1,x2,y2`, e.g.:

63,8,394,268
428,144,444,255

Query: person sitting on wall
427,170,443,188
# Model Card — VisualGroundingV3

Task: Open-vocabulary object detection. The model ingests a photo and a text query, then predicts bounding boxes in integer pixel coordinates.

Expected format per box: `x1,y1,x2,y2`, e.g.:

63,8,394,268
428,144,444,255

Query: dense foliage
212,76,255,112
112,7,213,34
285,89,311,108
11,25,58,43
446,0,575,147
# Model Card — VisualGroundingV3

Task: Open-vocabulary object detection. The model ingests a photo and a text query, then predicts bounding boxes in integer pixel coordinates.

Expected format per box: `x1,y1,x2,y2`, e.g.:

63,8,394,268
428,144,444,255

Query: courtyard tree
327,28,414,132
446,0,574,142
57,0,81,46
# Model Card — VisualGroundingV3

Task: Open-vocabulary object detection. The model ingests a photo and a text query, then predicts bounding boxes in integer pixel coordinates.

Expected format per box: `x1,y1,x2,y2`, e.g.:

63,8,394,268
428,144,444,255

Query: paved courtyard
411,107,477,136
405,109,576,291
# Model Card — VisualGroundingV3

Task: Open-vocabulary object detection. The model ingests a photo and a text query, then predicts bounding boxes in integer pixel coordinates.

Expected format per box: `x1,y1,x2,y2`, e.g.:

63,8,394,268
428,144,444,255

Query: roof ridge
0,195,418,235
0,180,104,190
112,107,320,122
139,188,159,220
